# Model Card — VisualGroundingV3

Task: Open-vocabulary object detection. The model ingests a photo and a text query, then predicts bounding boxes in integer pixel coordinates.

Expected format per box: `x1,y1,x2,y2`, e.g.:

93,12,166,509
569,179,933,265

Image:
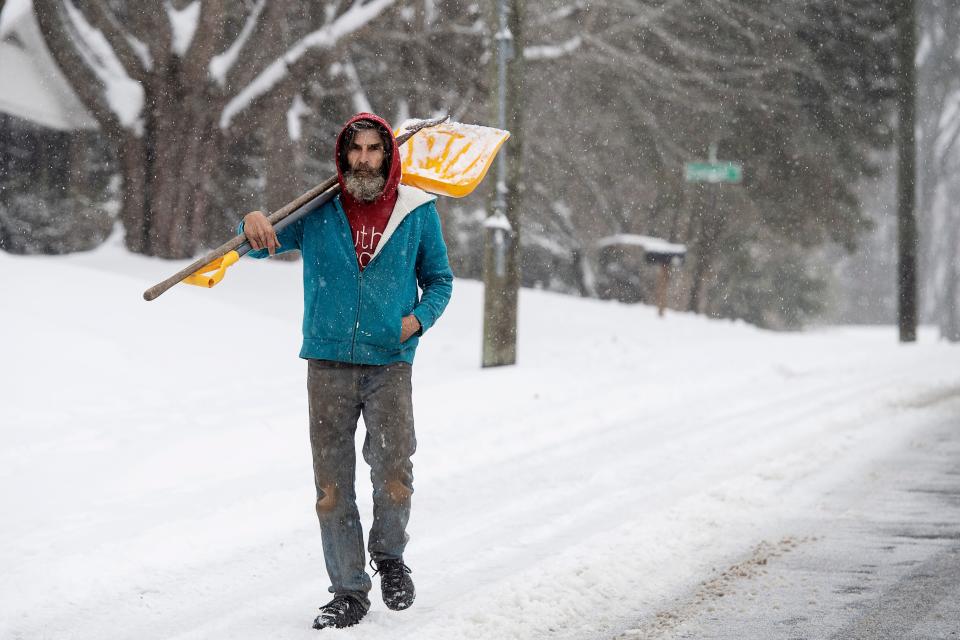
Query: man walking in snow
240,113,453,629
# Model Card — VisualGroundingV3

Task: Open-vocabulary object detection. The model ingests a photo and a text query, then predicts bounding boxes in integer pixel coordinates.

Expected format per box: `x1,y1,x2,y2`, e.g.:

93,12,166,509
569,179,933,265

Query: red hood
335,112,401,213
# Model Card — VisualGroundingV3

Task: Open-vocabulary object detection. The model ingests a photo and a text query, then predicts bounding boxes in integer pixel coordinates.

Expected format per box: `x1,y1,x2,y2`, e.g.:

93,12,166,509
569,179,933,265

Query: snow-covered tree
34,0,397,257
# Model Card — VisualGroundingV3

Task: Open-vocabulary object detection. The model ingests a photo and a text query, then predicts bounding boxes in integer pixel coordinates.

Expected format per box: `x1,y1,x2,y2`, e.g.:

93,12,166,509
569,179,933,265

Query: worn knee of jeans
370,468,413,506
316,483,339,516
379,474,413,504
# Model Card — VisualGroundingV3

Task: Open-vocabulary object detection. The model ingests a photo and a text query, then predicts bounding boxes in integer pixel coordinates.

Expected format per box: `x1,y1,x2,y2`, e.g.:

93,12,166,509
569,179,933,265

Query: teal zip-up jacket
240,184,453,365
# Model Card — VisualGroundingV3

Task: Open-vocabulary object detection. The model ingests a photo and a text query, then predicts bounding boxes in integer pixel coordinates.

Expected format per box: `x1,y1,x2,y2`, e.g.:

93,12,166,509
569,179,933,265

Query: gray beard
344,170,386,202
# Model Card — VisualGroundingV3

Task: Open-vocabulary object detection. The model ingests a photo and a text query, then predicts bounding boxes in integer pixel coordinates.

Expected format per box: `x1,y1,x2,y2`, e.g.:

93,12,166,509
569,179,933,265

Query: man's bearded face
344,167,386,202
344,128,387,202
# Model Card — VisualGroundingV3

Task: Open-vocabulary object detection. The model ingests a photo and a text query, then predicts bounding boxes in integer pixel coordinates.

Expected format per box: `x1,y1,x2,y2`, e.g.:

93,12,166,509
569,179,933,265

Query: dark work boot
371,558,415,610
312,595,367,629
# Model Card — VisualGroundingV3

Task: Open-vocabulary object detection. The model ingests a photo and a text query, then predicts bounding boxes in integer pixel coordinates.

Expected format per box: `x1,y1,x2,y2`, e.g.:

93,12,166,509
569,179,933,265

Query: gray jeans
307,359,416,610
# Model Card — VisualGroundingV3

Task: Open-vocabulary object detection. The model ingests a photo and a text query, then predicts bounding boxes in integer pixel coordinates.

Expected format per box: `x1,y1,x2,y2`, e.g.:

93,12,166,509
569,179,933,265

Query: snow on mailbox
596,234,687,317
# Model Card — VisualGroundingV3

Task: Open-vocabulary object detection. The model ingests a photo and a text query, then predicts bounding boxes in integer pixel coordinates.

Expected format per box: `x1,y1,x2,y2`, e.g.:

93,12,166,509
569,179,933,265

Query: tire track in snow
405,365,912,584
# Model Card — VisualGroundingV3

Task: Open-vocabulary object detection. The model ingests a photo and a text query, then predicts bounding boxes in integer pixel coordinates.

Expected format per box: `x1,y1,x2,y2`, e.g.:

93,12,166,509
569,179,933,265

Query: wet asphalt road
617,402,960,640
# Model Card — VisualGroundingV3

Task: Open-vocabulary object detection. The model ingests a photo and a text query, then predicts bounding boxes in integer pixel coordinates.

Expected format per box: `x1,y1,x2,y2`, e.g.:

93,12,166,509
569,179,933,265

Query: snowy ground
1,237,958,640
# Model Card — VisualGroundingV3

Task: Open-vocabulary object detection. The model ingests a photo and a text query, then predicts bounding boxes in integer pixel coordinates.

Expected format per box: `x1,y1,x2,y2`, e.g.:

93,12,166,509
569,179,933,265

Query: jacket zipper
350,270,363,362
335,200,364,363
348,229,362,363
341,195,414,361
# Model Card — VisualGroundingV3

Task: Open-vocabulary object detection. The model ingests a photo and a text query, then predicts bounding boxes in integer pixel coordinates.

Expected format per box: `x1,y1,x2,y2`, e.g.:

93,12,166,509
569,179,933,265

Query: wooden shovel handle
142,176,338,301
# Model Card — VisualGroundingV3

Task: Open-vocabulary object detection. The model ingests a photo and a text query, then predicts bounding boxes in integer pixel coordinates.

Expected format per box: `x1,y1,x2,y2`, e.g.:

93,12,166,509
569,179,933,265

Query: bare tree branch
529,1,586,27
82,0,149,81
337,57,373,113
128,3,173,62
524,36,581,61
182,0,226,83
208,0,266,87
33,0,124,136
220,0,396,130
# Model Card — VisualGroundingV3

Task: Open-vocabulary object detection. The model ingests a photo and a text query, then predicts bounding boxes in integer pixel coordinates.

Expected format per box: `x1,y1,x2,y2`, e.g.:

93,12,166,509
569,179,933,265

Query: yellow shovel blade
395,121,510,198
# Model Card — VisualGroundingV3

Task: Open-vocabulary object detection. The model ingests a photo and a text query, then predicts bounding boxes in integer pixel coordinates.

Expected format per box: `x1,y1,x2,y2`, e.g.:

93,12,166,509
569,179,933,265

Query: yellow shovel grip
182,250,240,288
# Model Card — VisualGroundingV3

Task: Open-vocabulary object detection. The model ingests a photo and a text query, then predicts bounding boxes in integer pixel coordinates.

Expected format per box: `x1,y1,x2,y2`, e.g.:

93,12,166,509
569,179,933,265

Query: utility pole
482,0,524,367
897,0,918,343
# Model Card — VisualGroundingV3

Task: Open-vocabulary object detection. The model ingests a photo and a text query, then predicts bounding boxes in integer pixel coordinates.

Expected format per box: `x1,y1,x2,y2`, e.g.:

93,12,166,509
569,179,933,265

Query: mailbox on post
595,234,687,317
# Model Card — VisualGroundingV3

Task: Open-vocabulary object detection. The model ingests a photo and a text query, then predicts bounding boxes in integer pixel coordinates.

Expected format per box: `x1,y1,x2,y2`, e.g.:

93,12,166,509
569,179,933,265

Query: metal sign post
683,144,743,313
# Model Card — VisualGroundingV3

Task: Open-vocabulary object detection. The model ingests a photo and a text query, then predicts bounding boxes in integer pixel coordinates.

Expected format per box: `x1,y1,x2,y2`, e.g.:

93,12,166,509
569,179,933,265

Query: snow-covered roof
0,0,31,39
0,0,98,131
596,233,687,255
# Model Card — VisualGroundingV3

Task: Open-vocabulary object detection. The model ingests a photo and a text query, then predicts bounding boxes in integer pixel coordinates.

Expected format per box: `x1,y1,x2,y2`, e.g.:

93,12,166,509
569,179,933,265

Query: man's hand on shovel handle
243,211,281,256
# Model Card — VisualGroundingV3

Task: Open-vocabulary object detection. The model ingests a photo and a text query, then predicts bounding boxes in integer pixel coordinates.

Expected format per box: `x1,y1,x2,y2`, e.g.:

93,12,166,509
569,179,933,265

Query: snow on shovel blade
395,120,510,198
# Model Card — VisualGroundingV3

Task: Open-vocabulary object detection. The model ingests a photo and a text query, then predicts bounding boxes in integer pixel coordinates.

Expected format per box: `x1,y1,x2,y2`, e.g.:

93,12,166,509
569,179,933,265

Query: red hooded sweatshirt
335,112,402,269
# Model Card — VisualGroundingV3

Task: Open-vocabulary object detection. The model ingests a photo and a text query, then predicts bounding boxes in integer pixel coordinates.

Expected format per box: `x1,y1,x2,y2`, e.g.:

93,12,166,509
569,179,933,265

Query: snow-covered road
1,241,957,639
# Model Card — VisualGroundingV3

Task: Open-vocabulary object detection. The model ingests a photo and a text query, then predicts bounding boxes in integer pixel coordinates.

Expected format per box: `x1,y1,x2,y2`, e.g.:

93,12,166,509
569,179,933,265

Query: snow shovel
394,119,510,198
143,118,509,301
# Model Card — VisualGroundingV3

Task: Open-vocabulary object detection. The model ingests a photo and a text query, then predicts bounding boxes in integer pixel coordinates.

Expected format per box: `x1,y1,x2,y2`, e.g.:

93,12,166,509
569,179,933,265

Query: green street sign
685,162,742,184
